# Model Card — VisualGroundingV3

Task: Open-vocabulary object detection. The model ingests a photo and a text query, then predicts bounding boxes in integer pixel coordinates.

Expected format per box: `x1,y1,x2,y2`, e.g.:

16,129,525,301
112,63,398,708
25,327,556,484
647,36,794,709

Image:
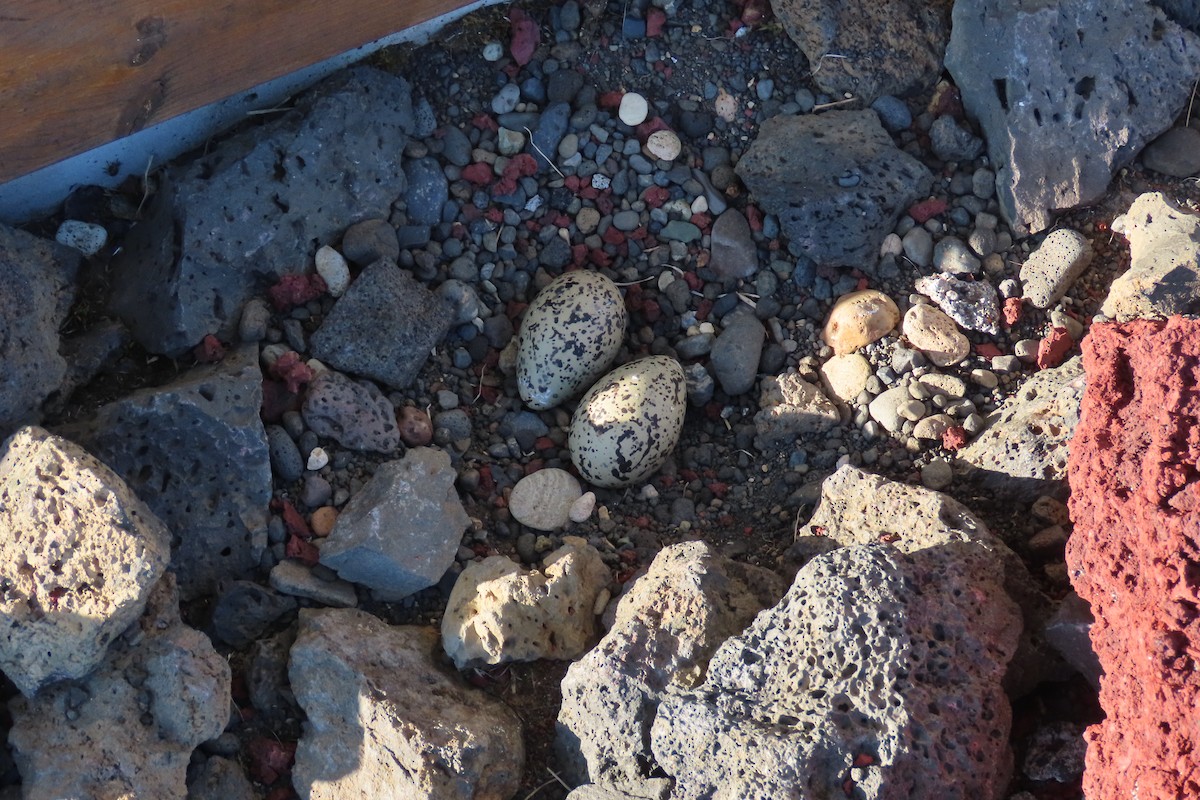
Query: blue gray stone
403,157,448,226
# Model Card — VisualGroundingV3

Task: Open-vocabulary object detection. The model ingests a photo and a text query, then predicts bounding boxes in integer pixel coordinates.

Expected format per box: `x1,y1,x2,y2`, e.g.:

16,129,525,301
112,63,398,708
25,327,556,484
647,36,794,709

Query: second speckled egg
517,270,627,411
568,356,686,488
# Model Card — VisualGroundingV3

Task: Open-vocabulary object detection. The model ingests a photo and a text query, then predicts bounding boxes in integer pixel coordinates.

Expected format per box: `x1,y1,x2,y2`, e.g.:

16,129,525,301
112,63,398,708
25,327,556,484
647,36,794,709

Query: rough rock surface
9,575,230,800
773,0,951,103
59,346,271,598
310,258,454,389
556,541,786,788
1102,191,1200,320
0,224,81,435
753,372,841,450
1065,317,1200,800
108,67,415,354
945,0,1200,234
319,447,468,600
736,111,931,269
0,426,170,696
289,608,524,800
650,543,1020,799
442,537,610,669
1019,229,1094,310
957,356,1085,501
301,370,400,453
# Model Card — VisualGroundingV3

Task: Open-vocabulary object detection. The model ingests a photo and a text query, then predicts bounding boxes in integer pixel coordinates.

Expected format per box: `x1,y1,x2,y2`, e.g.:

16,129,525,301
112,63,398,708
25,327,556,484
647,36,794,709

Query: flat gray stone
0,426,170,696
289,608,524,800
709,312,765,396
0,223,80,436
736,111,931,269
945,0,1200,234
58,345,271,599
269,560,358,608
708,209,757,280
319,447,468,601
109,67,415,355
310,259,453,390
301,370,400,453
1141,125,1200,176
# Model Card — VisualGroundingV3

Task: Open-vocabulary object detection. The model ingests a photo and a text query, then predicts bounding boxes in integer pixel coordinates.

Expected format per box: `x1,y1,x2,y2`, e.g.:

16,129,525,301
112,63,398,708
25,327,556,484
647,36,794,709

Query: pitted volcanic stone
402,156,449,226
0,427,170,696
108,67,415,354
0,223,80,435
319,447,468,601
556,541,786,787
773,0,950,103
290,608,524,800
310,258,453,390
1020,229,1094,310
301,371,400,453
736,111,932,269
649,543,1020,800
9,575,229,799
915,272,1001,335
1103,192,1200,320
945,0,1200,234
57,345,270,599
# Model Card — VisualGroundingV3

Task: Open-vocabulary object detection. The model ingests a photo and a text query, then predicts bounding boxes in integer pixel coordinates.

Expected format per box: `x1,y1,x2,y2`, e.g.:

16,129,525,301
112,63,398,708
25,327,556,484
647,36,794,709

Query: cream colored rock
518,271,627,410
917,373,967,398
619,92,649,126
569,491,596,523
819,353,873,405
753,373,842,450
314,246,351,298
903,304,970,367
645,130,682,161
441,537,611,669
509,468,582,531
913,413,956,440
569,356,686,488
822,290,900,355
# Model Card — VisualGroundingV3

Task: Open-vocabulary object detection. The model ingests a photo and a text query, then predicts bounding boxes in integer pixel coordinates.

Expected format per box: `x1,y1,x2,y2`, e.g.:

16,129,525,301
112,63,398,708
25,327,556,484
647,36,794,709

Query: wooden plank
0,0,478,184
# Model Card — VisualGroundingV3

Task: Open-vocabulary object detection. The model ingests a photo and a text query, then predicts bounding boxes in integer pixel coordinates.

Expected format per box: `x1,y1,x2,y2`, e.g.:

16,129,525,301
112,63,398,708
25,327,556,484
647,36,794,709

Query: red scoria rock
1036,326,1074,369
1065,317,1200,800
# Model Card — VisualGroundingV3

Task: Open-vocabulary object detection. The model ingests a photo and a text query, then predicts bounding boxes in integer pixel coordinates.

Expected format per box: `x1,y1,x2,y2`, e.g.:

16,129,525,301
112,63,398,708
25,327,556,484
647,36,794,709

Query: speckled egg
517,270,627,410
569,356,686,488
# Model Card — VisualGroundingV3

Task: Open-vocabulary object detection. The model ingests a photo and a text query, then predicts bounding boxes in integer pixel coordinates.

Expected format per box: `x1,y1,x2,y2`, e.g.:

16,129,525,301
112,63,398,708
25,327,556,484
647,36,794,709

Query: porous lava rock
1065,317,1200,800
945,0,1200,235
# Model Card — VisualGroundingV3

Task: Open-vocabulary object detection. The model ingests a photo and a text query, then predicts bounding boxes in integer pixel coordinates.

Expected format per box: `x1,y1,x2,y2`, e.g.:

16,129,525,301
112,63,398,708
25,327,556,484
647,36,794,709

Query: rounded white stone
314,246,351,298
618,92,649,126
902,304,970,367
645,130,681,161
306,447,330,471
569,491,596,523
509,469,582,531
55,220,107,257
482,41,504,62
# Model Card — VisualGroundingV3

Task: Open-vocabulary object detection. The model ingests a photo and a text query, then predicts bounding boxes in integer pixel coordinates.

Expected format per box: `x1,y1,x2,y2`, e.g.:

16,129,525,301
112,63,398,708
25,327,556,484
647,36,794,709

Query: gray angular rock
556,542,785,788
310,259,453,390
929,115,984,162
1020,229,1094,310
109,67,414,355
773,0,950,103
754,372,841,449
1044,592,1101,690
565,782,672,800
58,346,271,599
319,447,468,601
945,0,1200,234
1141,125,1200,176
708,209,757,280
1102,192,1200,320
709,312,765,395
210,581,297,648
0,426,170,696
650,543,1020,800
301,370,400,453
442,537,611,669
289,608,524,800
957,357,1085,501
736,112,932,269
403,156,449,226
10,576,229,800
187,757,257,800
0,224,80,436
341,218,400,265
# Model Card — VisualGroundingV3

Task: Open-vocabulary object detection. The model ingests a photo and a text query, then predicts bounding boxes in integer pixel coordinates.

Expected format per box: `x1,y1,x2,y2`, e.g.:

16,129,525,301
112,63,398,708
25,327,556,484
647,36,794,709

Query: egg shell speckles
569,356,686,488
517,271,627,411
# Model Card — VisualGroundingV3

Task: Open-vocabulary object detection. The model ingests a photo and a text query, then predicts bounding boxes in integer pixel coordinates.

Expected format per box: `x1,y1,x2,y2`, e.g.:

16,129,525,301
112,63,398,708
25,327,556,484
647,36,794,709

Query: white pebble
482,41,504,62
306,447,330,471
644,130,681,161
640,484,659,501
691,195,709,214
618,92,649,126
569,491,597,523
55,220,107,257
509,469,582,531
314,246,351,297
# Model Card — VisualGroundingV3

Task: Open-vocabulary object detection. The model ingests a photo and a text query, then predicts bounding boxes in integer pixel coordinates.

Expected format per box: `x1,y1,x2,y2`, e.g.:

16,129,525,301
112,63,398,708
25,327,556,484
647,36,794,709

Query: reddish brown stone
1036,326,1073,369
1003,296,1023,327
1065,317,1200,800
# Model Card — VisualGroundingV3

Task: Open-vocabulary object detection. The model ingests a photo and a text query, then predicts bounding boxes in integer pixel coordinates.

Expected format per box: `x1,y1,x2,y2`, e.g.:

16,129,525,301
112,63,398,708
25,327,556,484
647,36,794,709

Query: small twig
812,97,858,112
136,155,154,216
613,276,656,286
1188,76,1199,127
524,127,565,178
245,105,292,117
473,366,487,403
547,768,571,790
809,53,848,78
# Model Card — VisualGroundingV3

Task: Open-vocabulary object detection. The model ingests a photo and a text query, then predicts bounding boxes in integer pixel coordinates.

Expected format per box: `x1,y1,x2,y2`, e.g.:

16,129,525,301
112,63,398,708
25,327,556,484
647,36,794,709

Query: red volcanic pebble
974,342,1003,359
192,334,226,363
941,425,969,451
462,162,493,186
907,197,948,224
1065,318,1200,800
1036,326,1074,369
268,273,327,311
246,737,296,785
1002,296,1023,327
269,351,314,394
508,7,539,66
646,7,667,35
